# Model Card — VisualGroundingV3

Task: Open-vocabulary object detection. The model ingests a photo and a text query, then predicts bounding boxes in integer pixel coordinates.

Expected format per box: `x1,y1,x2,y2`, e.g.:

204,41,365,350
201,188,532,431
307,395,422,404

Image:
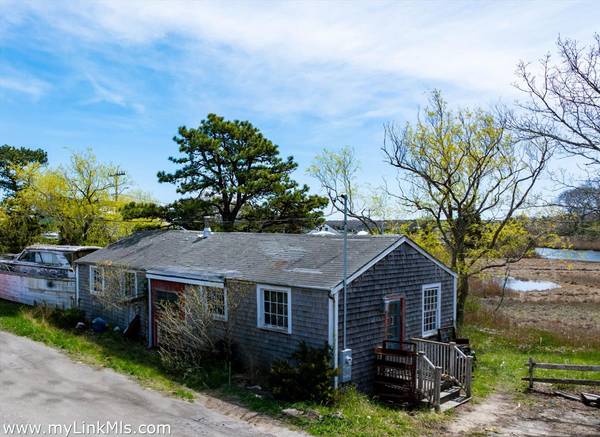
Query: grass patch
0,299,195,398
462,297,600,399
1,297,599,437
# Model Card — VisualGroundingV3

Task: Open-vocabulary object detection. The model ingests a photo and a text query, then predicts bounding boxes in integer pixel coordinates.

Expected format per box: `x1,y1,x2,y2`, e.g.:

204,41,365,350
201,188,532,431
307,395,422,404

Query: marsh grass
463,298,600,397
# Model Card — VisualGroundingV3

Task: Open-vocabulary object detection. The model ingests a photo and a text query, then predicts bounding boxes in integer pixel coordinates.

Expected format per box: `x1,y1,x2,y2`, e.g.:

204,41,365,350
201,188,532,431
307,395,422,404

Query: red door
151,279,185,347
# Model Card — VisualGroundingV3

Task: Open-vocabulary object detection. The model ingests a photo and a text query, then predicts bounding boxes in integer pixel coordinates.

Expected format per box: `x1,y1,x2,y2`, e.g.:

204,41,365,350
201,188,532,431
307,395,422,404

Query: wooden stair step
439,386,461,403
439,396,471,412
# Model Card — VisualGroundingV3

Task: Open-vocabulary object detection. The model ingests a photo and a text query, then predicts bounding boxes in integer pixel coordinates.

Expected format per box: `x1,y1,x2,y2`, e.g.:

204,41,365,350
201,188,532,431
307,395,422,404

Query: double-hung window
204,286,227,321
122,271,138,298
422,283,441,337
90,266,104,295
257,285,291,333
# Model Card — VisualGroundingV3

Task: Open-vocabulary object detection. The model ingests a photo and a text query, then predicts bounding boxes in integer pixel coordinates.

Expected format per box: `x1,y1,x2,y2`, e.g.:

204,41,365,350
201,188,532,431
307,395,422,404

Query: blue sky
0,0,599,205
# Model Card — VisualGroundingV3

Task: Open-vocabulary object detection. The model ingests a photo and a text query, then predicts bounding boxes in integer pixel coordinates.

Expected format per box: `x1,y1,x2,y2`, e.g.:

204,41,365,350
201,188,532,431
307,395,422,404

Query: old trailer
0,245,99,309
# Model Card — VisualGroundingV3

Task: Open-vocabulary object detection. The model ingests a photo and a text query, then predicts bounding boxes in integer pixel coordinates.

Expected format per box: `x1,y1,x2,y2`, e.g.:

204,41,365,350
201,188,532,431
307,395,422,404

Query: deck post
434,366,442,412
416,351,424,394
449,342,456,376
465,356,473,398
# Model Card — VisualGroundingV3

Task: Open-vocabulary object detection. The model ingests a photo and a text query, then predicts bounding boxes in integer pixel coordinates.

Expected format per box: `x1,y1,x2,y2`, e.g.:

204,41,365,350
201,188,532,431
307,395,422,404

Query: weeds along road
0,330,304,437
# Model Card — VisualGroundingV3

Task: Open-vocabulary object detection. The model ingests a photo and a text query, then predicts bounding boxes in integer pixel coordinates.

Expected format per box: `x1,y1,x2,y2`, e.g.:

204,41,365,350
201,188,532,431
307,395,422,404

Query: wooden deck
375,338,474,411
374,341,418,403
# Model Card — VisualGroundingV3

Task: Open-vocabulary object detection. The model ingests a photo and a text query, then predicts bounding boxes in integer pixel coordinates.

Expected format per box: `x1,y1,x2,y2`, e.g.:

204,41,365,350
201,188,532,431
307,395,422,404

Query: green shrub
269,341,339,404
48,307,86,330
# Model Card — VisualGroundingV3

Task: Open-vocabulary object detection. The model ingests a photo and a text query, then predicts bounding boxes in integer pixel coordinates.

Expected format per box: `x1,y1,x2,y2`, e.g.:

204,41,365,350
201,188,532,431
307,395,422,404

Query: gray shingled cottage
75,229,470,407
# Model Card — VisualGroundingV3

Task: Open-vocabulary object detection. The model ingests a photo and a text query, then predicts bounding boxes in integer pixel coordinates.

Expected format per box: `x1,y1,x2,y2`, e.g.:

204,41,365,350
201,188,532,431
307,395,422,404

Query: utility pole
109,169,126,202
340,193,352,383
342,194,348,349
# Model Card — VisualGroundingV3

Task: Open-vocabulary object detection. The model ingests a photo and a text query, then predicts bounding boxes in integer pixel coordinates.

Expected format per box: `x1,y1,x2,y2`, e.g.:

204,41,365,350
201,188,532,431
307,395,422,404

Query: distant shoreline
541,236,600,252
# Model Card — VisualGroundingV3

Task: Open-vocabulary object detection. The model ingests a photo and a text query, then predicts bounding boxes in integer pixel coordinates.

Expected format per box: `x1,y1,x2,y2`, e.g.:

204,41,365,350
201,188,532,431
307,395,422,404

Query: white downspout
453,275,457,328
147,278,153,348
75,264,80,308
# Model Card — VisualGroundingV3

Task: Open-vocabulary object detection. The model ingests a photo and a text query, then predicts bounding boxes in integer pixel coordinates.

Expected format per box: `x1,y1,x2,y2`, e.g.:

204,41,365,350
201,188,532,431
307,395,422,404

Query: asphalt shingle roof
77,230,402,290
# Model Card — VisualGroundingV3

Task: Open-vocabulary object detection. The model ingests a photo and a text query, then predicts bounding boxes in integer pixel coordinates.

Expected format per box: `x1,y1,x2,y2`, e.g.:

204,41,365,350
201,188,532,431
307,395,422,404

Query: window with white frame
122,271,138,297
257,285,291,333
204,286,227,321
422,283,441,336
90,266,104,295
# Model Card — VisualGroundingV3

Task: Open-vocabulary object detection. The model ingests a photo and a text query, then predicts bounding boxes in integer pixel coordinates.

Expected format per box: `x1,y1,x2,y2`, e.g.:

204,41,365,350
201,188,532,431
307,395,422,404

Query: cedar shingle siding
75,231,455,392
222,280,329,369
338,243,454,391
77,265,148,336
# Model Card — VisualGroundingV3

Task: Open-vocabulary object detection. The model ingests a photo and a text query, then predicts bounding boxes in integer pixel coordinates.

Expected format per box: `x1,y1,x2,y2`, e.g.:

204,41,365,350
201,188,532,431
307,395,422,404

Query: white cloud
12,0,598,94
81,73,145,113
0,73,49,98
1,0,599,202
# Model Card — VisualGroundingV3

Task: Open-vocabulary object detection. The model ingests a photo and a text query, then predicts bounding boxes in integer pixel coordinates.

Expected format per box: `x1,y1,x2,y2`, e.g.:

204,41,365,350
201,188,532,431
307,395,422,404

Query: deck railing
412,337,473,398
416,352,442,411
373,341,418,403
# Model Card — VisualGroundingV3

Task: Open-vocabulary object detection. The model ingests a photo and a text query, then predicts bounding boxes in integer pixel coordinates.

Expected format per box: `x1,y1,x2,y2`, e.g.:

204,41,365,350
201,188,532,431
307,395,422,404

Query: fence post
449,342,456,377
528,357,535,390
434,366,442,412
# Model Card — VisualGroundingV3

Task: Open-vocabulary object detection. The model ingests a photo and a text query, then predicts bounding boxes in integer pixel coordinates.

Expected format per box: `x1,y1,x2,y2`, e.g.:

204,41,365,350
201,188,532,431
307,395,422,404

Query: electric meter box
340,348,352,383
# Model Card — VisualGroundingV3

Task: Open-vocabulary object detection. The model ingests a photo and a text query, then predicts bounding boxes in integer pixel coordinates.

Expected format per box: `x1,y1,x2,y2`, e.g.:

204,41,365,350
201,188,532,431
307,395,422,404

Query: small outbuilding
75,229,460,398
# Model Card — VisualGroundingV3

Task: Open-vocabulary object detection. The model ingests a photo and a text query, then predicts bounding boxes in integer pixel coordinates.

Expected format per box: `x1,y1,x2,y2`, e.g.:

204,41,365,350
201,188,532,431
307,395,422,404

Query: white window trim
121,270,139,298
202,285,228,322
90,265,104,295
256,284,292,334
422,282,441,337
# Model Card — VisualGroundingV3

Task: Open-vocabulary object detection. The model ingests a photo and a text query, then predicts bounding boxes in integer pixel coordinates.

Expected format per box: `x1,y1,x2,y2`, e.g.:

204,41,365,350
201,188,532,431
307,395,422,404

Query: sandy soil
446,390,600,437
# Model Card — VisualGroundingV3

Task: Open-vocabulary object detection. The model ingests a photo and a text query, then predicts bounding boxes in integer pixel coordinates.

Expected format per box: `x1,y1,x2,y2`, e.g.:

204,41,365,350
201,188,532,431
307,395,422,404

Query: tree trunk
221,213,235,232
456,273,469,327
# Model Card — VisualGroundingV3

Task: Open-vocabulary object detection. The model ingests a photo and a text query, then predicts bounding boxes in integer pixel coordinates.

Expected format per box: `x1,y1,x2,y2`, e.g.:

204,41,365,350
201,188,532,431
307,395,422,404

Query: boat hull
0,269,76,309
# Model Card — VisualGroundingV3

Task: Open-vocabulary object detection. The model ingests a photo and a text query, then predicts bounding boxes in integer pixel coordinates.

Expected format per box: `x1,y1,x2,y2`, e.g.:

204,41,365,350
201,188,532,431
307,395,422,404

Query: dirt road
445,390,600,436
0,330,305,437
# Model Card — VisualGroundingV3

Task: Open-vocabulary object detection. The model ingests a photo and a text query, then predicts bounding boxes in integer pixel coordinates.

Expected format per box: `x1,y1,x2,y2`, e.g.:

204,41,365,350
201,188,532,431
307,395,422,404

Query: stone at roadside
282,408,303,418
329,411,344,420
304,409,322,420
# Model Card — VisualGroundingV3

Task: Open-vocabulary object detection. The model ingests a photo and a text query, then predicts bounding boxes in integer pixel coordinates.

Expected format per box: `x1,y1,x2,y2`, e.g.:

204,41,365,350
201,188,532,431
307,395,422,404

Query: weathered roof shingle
77,230,402,290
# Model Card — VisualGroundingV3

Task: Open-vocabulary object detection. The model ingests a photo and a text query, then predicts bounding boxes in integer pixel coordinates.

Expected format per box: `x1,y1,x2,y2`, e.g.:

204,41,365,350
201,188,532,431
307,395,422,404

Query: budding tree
308,146,391,234
383,91,552,325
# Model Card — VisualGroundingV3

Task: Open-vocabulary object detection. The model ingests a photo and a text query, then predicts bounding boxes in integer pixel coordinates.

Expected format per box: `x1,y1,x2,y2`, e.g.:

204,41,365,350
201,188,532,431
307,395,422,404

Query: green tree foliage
16,150,152,247
383,91,552,324
0,145,47,197
308,146,391,234
121,198,213,230
237,183,327,233
158,114,326,231
0,197,45,253
0,145,48,252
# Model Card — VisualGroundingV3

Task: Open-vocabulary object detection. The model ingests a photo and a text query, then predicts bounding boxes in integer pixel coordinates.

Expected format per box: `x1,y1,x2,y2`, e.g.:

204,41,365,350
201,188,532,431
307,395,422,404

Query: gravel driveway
0,331,305,437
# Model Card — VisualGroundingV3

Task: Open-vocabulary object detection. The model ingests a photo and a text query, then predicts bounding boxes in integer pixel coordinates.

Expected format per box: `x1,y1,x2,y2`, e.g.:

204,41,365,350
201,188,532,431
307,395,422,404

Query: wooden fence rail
524,358,600,389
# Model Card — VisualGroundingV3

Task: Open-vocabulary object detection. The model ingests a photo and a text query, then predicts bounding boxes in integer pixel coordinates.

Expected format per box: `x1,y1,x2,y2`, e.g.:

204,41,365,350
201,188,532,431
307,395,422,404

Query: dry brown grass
465,298,600,350
469,276,519,298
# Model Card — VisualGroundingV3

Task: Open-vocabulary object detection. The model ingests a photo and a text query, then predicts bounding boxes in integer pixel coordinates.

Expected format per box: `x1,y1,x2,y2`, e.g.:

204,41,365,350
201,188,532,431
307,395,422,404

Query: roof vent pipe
203,216,212,238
